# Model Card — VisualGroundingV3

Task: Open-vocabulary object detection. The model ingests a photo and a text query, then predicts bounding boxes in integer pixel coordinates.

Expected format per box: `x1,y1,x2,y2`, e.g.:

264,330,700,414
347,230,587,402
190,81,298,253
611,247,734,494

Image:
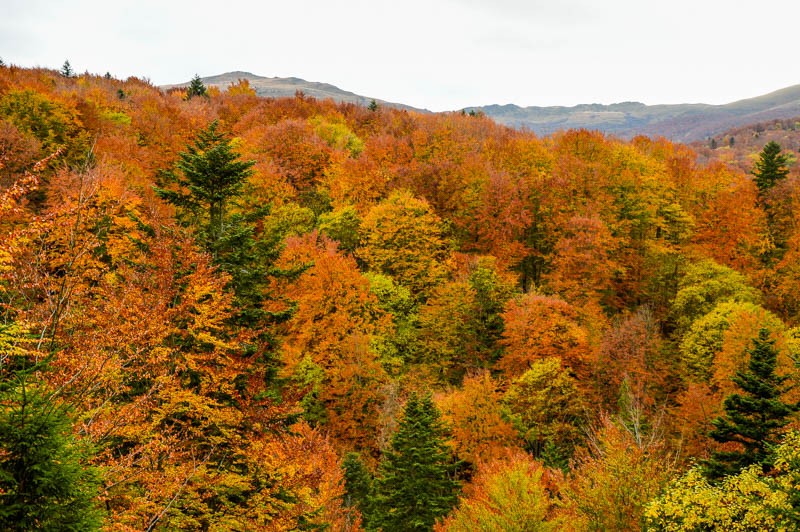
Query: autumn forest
3,65,800,530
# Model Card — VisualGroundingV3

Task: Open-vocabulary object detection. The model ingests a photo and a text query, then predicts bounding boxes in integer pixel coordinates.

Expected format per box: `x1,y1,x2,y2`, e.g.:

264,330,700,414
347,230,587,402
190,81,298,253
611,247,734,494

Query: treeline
1,65,800,530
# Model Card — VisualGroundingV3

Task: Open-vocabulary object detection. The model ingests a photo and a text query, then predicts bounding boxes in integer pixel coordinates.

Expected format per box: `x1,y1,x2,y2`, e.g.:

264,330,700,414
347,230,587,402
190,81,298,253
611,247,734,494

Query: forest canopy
1,65,799,530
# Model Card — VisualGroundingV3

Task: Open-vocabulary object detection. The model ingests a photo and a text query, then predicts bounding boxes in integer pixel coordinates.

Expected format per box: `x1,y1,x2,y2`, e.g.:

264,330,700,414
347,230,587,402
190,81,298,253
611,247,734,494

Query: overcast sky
3,0,799,111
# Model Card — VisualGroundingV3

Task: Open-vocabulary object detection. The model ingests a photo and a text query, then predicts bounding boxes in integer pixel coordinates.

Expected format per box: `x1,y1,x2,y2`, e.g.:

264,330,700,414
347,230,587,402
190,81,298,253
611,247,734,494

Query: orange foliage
498,293,593,379
436,372,520,465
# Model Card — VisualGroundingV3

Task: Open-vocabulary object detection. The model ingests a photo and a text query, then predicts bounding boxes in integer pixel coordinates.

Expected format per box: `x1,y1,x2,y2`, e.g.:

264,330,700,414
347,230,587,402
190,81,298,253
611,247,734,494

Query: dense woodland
2,65,800,530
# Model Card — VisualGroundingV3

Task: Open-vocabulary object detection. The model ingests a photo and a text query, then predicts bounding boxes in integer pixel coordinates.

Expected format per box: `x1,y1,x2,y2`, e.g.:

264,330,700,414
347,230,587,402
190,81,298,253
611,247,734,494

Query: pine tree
371,393,460,531
368,99,379,112
0,379,101,530
186,74,208,99
60,60,74,78
753,141,789,193
703,328,798,480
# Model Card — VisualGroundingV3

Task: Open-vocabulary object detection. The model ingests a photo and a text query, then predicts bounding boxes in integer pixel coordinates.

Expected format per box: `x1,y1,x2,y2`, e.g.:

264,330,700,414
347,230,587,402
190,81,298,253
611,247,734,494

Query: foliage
647,431,800,531
670,259,761,340
498,293,591,379
503,358,585,465
560,415,674,531
436,452,560,532
437,372,519,465
358,190,450,299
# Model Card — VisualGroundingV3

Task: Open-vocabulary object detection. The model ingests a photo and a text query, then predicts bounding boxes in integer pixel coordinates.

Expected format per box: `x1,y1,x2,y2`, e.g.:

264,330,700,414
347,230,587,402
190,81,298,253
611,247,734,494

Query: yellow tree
357,189,450,300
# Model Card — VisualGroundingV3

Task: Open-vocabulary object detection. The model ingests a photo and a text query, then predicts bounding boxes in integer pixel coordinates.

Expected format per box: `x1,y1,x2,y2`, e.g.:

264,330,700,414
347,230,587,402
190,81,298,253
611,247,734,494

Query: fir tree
0,379,101,530
155,120,254,251
186,74,208,99
371,394,460,531
753,141,789,194
60,60,74,78
703,328,799,480
368,99,379,112
343,452,373,523
155,121,285,331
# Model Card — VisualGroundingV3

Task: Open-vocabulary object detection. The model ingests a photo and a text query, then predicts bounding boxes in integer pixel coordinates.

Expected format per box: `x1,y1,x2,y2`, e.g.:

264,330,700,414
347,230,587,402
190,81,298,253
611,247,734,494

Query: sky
2,0,799,112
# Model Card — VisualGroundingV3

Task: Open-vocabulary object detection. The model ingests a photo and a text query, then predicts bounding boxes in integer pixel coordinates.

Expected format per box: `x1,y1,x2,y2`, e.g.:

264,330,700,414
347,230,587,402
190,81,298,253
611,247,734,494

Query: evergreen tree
753,141,789,193
343,452,373,523
371,394,460,531
0,379,101,530
368,99,379,112
703,328,798,480
155,121,285,331
155,120,254,252
60,60,74,78
186,74,208,99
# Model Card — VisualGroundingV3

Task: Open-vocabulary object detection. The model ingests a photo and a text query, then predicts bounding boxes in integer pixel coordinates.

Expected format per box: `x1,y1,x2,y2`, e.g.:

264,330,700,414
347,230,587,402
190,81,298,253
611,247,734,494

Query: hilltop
163,71,426,112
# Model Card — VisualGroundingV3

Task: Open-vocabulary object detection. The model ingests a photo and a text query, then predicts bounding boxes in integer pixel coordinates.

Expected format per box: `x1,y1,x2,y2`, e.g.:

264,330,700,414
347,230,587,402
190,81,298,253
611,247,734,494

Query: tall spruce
371,393,460,531
703,328,798,480
186,74,208,99
154,120,254,253
154,120,281,328
752,141,789,194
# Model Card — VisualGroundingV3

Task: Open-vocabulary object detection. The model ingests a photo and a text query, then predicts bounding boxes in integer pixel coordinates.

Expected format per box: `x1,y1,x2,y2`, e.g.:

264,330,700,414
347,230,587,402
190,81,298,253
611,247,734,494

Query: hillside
469,84,800,142
691,115,800,171
4,65,800,529
164,71,426,112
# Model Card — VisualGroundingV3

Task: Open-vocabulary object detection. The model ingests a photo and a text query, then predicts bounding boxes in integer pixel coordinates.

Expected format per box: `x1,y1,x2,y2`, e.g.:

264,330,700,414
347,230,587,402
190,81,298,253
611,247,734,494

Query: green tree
342,452,373,523
154,120,280,329
647,431,800,530
186,74,208,99
752,141,789,194
0,380,101,531
703,328,799,479
155,120,254,252
60,60,74,78
371,393,461,531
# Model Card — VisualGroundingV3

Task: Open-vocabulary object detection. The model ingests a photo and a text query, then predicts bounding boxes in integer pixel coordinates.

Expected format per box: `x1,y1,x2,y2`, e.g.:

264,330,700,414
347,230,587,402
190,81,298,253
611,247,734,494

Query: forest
1,64,800,531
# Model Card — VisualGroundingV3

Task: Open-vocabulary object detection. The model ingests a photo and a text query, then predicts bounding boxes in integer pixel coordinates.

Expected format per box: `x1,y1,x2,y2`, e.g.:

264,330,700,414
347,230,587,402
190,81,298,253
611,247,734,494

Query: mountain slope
469,85,800,142
164,71,426,113
165,73,800,142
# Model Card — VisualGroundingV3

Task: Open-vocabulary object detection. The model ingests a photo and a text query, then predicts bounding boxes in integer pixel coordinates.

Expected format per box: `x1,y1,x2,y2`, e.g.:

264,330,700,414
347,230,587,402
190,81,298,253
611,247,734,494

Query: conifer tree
753,141,789,194
154,120,280,328
371,393,460,531
0,379,101,530
186,74,208,99
343,452,373,523
703,328,798,479
60,60,74,78
155,120,254,253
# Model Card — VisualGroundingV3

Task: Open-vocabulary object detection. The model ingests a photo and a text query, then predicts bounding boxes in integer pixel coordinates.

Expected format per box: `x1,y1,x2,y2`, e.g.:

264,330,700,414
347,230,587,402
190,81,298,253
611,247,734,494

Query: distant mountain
165,74,800,143
163,72,427,113
468,85,800,142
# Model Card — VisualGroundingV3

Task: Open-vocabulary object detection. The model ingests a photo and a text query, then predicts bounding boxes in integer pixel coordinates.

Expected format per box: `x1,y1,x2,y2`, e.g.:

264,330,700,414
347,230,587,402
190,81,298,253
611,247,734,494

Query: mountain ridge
164,73,800,142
